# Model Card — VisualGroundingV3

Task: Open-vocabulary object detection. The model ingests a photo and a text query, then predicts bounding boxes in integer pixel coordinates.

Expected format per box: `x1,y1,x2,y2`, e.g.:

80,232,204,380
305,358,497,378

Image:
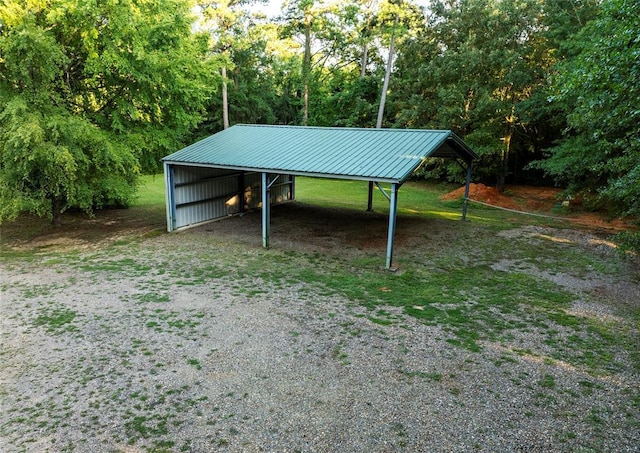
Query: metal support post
367,181,374,211
238,171,245,213
385,183,399,270
164,163,176,232
375,182,391,201
261,172,270,248
462,161,472,221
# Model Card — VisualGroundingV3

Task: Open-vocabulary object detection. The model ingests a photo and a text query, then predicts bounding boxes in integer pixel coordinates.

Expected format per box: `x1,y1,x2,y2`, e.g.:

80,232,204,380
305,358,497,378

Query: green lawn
294,177,465,219
137,173,531,224
136,174,461,212
133,174,167,208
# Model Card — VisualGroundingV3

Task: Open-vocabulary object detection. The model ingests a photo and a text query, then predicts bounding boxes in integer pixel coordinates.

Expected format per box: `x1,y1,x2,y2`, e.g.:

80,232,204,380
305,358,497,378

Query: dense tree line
0,0,218,223
1,0,638,226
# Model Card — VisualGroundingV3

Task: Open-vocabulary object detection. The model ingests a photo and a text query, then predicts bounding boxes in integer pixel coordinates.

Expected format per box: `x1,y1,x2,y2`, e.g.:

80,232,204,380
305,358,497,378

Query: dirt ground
2,184,636,254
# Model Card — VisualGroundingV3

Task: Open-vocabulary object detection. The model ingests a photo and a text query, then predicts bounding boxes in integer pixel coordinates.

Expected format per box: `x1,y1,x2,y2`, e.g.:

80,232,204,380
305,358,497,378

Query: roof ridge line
235,124,450,133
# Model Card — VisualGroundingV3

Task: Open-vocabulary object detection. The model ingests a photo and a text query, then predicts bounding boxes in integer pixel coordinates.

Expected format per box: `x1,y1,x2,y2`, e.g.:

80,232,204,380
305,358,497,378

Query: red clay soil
442,183,636,232
441,183,562,211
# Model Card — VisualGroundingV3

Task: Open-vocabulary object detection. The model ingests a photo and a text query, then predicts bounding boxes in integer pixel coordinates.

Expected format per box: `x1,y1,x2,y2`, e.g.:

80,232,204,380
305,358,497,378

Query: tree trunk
496,174,506,193
51,197,63,226
302,17,311,126
498,105,516,193
497,134,510,193
376,15,398,129
222,65,229,130
360,45,368,78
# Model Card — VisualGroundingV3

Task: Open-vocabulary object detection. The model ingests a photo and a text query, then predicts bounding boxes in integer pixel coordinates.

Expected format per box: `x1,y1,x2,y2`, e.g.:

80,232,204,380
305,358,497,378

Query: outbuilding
162,124,477,269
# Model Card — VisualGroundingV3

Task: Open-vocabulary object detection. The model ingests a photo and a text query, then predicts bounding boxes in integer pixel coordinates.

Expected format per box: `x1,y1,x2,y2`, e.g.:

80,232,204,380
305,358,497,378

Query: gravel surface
1,218,639,452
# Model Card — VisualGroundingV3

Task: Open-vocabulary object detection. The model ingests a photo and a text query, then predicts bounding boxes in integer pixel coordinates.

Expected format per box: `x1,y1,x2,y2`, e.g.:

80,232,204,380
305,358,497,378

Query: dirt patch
201,202,430,255
2,206,166,253
441,183,542,211
443,183,637,233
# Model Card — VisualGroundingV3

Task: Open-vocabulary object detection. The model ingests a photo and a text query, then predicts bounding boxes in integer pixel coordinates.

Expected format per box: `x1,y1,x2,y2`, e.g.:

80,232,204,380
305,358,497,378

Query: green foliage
199,15,280,134
391,0,598,187
0,97,138,222
311,73,380,127
533,0,640,220
0,0,216,222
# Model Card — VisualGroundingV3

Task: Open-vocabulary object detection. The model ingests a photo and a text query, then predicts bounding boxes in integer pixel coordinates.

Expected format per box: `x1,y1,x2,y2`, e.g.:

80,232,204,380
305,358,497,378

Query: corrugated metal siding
244,172,262,211
269,174,295,204
173,166,237,229
163,125,477,184
168,165,293,231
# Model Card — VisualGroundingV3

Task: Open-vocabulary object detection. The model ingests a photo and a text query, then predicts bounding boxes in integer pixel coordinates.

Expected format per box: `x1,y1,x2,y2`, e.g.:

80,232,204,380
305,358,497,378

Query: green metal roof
163,124,477,183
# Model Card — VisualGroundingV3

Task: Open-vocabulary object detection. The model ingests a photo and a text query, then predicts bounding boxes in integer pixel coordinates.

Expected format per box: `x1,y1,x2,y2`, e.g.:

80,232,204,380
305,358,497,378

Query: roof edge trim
162,161,402,184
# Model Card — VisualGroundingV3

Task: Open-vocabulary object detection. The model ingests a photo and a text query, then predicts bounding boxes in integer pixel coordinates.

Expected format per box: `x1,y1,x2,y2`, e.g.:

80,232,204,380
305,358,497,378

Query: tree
391,0,594,188
376,8,398,129
199,0,258,130
281,0,329,125
302,0,424,127
301,0,383,126
0,98,139,224
0,0,216,223
532,0,640,219
197,19,284,134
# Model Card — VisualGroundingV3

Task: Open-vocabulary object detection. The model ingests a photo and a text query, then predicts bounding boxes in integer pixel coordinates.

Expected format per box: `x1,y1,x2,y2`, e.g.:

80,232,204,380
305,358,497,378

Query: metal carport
162,124,477,269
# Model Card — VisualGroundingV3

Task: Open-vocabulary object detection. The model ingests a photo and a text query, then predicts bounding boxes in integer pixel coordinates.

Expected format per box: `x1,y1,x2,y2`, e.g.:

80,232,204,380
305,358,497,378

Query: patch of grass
33,308,78,334
149,439,175,452
132,174,166,208
124,413,169,441
140,309,201,335
391,421,409,447
187,358,202,370
332,342,350,365
20,285,46,299
296,177,461,219
133,292,170,304
538,374,556,389
173,264,228,285
76,256,153,276
232,237,635,374
399,369,443,382
494,354,519,367
261,255,577,352
367,316,394,326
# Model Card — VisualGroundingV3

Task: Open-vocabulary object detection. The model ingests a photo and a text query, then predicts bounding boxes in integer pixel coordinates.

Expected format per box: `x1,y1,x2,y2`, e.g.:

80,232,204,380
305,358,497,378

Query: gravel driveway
1,208,638,452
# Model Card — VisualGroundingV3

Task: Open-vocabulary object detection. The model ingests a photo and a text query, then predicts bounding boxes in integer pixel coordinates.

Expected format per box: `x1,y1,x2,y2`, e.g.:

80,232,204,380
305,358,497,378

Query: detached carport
162,124,477,269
